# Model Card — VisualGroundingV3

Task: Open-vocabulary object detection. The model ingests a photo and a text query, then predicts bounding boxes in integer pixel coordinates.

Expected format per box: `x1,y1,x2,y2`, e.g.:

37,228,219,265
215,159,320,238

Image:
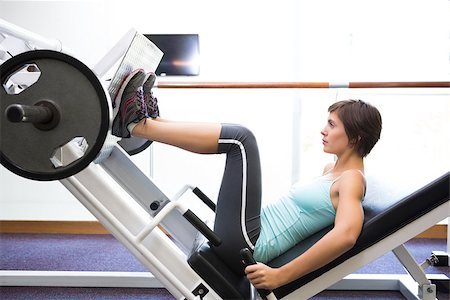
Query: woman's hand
244,262,282,290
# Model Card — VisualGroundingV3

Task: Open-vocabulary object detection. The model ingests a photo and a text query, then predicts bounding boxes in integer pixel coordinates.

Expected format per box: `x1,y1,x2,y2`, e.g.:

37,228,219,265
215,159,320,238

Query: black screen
145,34,200,76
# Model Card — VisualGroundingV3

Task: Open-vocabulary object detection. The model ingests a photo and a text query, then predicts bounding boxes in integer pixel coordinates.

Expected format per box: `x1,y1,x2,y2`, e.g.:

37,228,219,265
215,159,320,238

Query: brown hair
328,99,382,157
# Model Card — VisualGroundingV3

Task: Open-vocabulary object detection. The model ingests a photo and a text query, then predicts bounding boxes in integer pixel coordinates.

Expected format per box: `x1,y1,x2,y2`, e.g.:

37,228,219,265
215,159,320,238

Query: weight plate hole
50,137,89,169
2,63,41,95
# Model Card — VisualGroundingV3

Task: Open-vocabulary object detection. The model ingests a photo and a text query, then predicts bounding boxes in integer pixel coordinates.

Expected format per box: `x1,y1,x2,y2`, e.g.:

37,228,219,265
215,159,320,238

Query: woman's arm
245,171,365,290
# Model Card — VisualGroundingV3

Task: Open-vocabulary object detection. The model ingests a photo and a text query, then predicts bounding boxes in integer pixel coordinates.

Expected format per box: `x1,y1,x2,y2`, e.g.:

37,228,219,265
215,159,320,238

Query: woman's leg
214,124,262,275
132,118,221,154
132,119,262,275
114,71,262,275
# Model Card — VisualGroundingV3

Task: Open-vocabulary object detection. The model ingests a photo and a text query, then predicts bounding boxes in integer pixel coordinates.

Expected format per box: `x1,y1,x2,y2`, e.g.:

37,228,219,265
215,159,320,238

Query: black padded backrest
270,172,449,298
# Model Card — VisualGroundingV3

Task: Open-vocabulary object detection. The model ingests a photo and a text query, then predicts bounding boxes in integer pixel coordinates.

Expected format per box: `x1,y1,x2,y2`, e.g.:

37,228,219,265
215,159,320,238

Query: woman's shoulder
338,169,366,196
341,169,365,178
339,169,366,185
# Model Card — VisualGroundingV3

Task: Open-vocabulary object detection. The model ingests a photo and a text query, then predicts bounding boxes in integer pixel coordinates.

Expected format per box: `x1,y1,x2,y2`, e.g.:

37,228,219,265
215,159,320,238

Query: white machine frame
0,18,448,300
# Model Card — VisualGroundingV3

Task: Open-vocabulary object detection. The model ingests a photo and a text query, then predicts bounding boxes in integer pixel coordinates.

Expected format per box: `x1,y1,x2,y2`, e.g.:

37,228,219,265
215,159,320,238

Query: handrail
157,81,450,89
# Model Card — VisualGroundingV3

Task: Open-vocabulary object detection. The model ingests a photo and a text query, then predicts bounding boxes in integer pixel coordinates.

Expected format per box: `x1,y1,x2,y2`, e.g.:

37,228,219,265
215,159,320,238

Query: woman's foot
142,72,160,118
112,69,148,138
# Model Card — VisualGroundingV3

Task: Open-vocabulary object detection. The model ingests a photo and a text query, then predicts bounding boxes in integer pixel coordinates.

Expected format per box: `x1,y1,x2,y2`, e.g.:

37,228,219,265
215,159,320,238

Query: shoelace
136,87,148,124
145,92,159,118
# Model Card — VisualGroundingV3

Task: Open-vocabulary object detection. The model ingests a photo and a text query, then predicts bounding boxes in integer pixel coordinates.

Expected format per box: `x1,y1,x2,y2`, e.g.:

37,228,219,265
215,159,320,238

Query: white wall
0,0,299,220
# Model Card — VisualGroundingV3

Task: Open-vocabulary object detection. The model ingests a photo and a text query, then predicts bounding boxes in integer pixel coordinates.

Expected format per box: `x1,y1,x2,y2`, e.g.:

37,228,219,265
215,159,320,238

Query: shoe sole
112,69,145,137
112,68,145,122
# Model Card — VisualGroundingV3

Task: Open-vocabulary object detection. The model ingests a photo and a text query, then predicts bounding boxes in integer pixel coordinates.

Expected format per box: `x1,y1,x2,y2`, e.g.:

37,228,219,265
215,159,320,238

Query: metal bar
156,81,450,89
392,244,431,286
447,218,450,264
135,201,179,243
62,175,198,300
349,81,450,88
57,152,217,299
0,17,61,51
0,270,161,288
330,274,423,299
100,146,199,254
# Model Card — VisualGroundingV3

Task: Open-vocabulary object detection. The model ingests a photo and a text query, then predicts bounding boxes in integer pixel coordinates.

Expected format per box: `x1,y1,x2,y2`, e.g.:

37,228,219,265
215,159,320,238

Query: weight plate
0,50,109,181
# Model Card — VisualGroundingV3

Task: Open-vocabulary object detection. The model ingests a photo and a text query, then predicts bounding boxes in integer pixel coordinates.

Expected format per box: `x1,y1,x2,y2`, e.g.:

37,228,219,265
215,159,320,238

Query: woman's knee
223,123,257,145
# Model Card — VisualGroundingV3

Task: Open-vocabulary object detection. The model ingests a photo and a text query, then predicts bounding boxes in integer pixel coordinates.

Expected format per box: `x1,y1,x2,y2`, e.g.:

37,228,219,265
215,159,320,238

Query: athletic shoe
142,72,160,118
112,69,148,138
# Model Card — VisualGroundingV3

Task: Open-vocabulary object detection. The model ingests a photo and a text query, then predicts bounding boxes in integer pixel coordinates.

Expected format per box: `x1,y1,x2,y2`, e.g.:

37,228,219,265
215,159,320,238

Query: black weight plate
0,50,109,181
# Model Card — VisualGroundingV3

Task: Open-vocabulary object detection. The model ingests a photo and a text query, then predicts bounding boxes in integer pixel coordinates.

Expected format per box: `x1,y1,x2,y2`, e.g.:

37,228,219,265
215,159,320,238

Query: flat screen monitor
144,34,200,76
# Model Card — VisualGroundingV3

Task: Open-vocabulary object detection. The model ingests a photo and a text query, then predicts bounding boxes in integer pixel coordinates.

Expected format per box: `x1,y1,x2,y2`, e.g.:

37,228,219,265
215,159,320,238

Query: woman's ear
349,136,360,146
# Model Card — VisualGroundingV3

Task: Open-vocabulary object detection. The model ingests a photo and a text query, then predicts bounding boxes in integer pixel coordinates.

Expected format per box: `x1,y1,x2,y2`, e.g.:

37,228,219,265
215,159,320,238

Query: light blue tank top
253,173,337,263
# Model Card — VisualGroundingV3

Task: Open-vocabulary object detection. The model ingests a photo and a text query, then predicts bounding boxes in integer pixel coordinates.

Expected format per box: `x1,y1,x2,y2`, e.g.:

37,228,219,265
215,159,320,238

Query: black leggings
212,124,262,275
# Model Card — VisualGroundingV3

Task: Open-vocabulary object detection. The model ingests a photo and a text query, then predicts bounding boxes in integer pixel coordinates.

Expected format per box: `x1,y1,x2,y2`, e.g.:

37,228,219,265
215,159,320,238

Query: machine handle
192,187,216,212
183,209,221,246
240,248,277,300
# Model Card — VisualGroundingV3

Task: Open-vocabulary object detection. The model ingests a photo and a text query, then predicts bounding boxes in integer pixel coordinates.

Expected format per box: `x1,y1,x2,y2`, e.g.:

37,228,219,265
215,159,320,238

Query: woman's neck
333,152,364,174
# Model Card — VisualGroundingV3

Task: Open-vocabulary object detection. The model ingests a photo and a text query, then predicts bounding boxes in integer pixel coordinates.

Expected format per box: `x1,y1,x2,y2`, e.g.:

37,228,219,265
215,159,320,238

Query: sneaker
112,69,148,138
142,72,160,118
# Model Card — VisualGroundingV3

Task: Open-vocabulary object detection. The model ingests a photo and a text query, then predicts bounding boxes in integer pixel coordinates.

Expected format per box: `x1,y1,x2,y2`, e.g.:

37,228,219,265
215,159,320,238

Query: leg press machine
0,18,449,299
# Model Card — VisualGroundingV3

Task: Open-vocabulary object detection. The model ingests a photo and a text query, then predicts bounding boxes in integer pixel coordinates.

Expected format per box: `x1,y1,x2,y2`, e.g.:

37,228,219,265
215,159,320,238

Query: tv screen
144,34,200,76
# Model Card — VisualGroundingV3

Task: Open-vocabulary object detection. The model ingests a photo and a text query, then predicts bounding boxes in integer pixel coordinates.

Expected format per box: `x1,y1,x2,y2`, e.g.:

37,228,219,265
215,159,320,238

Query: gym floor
0,233,448,299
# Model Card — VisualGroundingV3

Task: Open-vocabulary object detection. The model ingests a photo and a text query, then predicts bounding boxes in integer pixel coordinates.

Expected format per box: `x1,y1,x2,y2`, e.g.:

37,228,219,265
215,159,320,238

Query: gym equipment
1,18,449,300
103,29,163,157
0,50,109,181
240,248,277,300
0,22,164,180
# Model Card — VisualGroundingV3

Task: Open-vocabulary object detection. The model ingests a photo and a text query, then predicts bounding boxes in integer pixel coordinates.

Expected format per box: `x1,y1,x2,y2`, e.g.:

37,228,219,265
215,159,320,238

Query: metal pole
0,17,62,51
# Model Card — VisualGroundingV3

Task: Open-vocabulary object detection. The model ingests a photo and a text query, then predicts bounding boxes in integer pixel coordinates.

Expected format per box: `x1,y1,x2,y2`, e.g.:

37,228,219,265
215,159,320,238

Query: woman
112,69,382,290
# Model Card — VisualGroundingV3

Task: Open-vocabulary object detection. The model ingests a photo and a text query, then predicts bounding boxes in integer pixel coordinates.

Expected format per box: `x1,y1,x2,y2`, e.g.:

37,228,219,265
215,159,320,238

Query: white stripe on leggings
218,138,255,250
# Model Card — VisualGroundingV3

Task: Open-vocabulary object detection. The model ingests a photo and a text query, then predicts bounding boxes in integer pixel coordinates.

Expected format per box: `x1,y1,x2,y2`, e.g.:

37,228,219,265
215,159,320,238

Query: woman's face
321,111,350,156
